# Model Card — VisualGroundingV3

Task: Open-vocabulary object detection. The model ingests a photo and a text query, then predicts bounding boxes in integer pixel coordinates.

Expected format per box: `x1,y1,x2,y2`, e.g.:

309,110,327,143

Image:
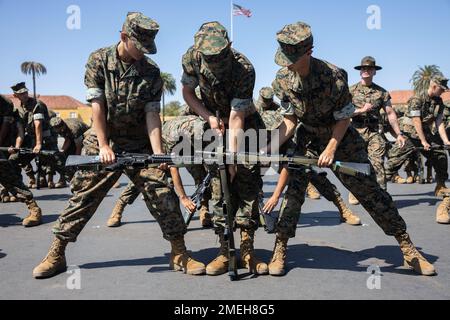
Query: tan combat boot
22,200,42,227
169,237,205,275
333,196,361,225
435,182,450,197
9,195,18,202
206,232,229,275
113,181,121,188
395,233,436,276
55,175,68,188
240,229,268,275
199,199,213,228
47,174,55,189
33,238,68,278
436,197,450,224
348,192,360,205
38,176,48,188
107,200,126,227
392,174,407,184
306,183,321,200
268,237,288,276
405,171,414,184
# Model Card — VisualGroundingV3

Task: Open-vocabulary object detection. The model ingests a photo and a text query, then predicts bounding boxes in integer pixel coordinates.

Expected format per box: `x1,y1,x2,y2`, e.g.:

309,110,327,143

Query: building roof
4,95,88,110
390,90,450,105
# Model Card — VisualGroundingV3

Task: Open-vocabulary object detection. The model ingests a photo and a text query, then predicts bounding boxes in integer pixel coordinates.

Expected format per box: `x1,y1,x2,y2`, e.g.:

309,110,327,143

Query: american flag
233,3,252,17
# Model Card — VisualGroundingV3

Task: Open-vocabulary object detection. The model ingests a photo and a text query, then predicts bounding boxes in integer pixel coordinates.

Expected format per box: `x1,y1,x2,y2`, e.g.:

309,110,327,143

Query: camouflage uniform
350,82,391,189
8,91,60,180
273,49,406,239
114,115,210,208
181,23,262,231
0,95,35,204
385,94,448,184
51,30,186,242
50,117,90,181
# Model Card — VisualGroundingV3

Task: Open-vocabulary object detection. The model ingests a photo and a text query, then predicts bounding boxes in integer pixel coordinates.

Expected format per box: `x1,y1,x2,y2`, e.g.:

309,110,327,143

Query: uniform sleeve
383,91,392,108
84,51,106,103
231,63,255,112
143,69,163,113
32,102,47,121
332,72,355,121
273,70,295,116
181,48,199,89
408,97,422,117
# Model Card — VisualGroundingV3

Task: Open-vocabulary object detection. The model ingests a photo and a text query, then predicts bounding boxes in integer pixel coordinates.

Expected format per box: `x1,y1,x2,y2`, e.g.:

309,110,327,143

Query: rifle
65,153,199,171
0,147,57,189
200,151,371,177
183,169,213,226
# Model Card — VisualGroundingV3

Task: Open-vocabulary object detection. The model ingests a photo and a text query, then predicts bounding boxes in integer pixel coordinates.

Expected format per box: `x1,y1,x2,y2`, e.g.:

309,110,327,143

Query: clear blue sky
1,0,449,104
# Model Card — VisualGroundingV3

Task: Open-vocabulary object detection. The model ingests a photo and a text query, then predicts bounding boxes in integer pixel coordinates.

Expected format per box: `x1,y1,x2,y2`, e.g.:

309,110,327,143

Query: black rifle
183,169,213,226
65,153,199,171
0,147,57,189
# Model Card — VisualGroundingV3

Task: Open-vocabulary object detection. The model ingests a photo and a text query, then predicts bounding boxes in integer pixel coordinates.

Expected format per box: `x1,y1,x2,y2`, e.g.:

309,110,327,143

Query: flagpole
230,0,233,44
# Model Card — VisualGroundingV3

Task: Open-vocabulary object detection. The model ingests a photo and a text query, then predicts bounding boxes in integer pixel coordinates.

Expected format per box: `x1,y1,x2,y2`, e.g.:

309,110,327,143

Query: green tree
21,61,47,101
411,65,443,98
164,101,182,117
161,72,176,122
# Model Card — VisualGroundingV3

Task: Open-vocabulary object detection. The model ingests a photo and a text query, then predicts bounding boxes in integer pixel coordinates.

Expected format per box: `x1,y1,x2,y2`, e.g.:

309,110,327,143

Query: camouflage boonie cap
50,117,64,128
194,21,230,56
275,21,313,67
260,87,274,99
431,75,449,90
122,12,159,54
354,56,382,70
11,82,28,94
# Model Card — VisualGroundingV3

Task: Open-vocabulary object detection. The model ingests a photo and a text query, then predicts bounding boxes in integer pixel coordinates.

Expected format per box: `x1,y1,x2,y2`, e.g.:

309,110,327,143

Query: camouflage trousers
0,153,34,202
308,170,342,201
355,127,387,190
276,127,407,239
211,163,261,232
52,167,186,242
385,136,448,184
9,137,62,178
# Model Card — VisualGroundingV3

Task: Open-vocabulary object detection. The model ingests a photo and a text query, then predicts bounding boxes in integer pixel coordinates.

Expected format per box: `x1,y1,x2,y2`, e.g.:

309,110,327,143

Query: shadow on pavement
394,198,440,209
34,194,72,201
0,214,22,227
283,243,439,276
0,249,6,259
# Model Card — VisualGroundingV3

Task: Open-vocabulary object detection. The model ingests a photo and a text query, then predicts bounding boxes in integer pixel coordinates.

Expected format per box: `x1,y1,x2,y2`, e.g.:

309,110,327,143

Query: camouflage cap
275,21,314,67
50,117,64,128
194,21,230,56
11,82,28,94
431,75,449,90
122,12,159,54
354,56,382,70
260,87,274,99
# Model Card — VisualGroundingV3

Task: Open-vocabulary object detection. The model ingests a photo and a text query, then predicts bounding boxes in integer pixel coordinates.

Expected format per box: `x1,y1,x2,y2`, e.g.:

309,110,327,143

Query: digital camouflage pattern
0,94,15,130
162,115,207,152
350,82,392,189
85,43,163,152
16,97,52,138
193,21,230,56
273,57,355,129
122,12,159,55
51,31,187,242
272,55,407,239
181,47,256,117
385,94,448,184
258,109,284,131
275,21,313,67
400,95,446,140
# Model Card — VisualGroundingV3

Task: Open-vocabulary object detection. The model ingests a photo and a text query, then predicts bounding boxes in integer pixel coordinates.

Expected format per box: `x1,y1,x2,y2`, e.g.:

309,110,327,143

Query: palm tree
161,72,176,122
410,65,443,98
21,61,47,101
